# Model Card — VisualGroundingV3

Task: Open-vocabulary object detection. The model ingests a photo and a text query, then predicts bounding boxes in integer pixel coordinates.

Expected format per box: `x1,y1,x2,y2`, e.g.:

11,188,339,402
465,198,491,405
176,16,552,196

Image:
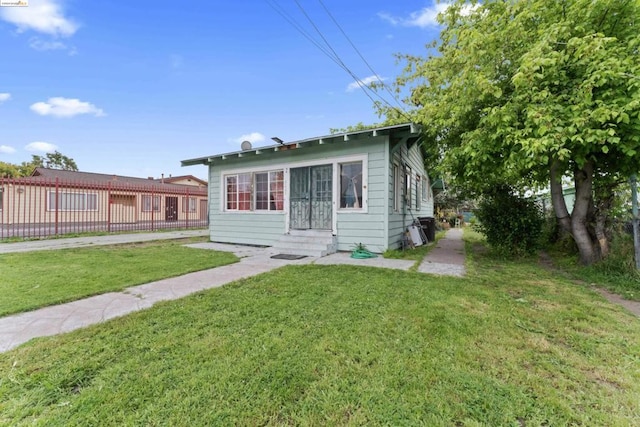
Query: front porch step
272,231,337,257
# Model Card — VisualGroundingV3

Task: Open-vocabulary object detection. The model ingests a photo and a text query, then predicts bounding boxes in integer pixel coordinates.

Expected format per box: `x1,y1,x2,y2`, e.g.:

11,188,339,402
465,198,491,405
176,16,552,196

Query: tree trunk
571,161,601,265
550,159,571,235
593,191,614,259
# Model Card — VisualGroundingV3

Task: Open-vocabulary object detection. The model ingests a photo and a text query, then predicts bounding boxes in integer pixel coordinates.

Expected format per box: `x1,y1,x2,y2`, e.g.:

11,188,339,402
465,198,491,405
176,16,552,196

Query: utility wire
290,0,381,108
265,0,411,121
316,0,408,114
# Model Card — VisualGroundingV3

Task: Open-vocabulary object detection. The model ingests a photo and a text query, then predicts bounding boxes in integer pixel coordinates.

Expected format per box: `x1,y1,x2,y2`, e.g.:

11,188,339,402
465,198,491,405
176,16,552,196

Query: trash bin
418,217,436,242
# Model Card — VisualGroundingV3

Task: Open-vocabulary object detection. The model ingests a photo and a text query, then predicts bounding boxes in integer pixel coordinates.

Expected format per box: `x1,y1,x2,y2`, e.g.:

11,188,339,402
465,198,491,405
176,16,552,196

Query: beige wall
0,183,207,225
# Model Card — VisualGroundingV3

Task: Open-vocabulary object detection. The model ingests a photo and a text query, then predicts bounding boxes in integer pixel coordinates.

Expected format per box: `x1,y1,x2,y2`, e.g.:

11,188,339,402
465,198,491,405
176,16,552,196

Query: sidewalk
0,229,209,254
0,230,466,353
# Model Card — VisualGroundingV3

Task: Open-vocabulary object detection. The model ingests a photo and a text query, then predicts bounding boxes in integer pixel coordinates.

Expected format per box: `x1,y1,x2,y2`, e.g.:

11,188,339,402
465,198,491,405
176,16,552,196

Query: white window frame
338,160,364,210
393,164,402,212
416,175,422,210
405,166,412,209
223,170,285,213
254,170,285,211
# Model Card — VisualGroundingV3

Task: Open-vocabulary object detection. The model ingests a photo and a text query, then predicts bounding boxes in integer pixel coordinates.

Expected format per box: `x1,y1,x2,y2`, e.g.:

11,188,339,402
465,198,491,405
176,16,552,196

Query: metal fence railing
0,176,209,240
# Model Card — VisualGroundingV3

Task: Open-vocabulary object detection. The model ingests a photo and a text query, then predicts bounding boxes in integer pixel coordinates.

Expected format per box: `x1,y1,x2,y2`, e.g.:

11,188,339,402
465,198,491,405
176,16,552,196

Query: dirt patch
594,288,640,318
538,252,640,318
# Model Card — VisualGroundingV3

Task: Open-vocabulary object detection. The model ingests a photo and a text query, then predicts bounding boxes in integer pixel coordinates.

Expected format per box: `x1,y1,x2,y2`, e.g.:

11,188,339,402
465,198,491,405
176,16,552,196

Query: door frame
289,164,333,231
284,154,368,235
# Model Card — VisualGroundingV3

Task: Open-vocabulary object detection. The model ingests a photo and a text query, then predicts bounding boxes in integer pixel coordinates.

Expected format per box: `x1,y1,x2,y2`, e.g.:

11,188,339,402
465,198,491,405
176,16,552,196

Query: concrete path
0,229,208,254
0,230,466,353
418,228,466,276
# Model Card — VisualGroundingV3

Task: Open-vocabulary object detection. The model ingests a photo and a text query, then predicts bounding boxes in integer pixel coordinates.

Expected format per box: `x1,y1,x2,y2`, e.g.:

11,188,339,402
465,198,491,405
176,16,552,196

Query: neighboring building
181,123,434,255
157,174,208,188
0,168,208,239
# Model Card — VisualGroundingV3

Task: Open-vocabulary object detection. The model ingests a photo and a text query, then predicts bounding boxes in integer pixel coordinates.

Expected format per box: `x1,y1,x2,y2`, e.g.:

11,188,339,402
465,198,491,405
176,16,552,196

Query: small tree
475,186,544,257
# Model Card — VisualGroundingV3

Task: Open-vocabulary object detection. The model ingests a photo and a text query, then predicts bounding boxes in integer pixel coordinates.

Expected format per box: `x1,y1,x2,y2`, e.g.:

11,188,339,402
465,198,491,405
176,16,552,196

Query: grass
0,238,238,316
1,231,639,425
548,233,640,301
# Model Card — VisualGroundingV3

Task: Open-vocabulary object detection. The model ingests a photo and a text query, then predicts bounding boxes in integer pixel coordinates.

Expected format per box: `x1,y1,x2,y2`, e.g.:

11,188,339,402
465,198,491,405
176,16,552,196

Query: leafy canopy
379,0,640,194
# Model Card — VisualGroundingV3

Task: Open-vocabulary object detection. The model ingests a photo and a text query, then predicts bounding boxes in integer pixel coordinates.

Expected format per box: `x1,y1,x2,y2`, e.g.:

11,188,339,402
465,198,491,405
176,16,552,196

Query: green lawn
1,235,639,425
0,238,238,316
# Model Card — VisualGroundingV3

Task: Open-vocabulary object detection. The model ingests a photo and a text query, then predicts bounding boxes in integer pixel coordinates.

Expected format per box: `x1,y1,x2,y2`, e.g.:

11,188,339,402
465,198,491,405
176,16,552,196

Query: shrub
475,186,544,257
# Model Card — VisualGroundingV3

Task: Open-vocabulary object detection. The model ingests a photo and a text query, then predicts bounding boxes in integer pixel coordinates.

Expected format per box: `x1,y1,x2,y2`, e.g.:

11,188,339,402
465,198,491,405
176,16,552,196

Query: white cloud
25,141,58,153
346,75,386,92
30,97,105,118
0,145,16,154
0,93,10,103
29,37,76,54
379,2,477,28
229,132,266,144
0,0,78,37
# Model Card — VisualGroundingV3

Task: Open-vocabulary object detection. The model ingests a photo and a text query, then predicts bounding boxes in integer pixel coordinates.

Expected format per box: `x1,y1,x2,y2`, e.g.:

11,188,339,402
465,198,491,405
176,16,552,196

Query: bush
475,186,544,257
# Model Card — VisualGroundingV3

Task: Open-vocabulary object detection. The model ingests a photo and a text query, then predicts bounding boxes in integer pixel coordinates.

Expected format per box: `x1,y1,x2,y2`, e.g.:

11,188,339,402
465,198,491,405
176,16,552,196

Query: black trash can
418,217,436,242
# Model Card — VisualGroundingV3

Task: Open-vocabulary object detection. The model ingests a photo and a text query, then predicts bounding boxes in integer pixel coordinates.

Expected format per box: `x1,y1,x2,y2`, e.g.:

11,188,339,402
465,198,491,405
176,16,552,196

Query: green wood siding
206,132,433,252
386,142,434,250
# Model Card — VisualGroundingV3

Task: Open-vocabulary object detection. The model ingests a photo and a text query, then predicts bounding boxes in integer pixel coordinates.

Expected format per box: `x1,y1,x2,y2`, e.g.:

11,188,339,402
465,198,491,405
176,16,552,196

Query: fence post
186,187,189,229
151,188,155,231
107,181,111,233
54,177,59,236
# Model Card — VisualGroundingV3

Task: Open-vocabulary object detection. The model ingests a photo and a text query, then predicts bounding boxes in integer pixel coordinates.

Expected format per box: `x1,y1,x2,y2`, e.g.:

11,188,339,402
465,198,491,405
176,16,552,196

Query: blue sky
1,0,445,180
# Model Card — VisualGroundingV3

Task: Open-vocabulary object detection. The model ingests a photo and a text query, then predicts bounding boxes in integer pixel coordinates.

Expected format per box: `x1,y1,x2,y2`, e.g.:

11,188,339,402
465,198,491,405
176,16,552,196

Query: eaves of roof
181,123,422,167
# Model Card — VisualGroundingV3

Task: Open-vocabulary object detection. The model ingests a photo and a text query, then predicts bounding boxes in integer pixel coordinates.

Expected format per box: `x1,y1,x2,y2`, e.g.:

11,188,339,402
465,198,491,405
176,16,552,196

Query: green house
181,123,434,256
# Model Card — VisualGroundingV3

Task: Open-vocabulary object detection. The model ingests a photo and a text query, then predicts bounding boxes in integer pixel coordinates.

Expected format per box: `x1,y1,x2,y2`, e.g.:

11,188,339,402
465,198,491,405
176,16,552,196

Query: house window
423,175,429,201
405,166,412,209
255,171,284,211
142,195,161,212
225,170,284,212
416,175,422,210
47,191,98,211
182,197,197,213
339,161,363,209
225,173,252,211
393,164,401,212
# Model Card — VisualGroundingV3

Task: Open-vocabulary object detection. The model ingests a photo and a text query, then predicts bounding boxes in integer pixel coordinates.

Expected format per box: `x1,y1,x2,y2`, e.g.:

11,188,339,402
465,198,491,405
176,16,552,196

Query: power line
316,0,407,114
264,0,412,122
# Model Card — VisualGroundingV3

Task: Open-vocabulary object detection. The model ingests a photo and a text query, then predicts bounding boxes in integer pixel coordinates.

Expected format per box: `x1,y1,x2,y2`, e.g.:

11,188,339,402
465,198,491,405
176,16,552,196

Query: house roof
157,175,207,186
16,167,208,194
181,123,422,167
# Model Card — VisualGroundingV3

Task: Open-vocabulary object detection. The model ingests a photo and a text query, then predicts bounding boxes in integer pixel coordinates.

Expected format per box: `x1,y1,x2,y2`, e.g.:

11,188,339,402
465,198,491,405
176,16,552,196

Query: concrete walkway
0,229,466,353
0,229,209,254
418,228,466,276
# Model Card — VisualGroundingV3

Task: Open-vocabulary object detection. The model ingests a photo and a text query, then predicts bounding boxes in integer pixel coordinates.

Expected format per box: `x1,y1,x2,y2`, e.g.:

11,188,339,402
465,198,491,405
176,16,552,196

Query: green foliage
375,0,640,264
0,151,78,177
329,122,380,134
475,187,544,257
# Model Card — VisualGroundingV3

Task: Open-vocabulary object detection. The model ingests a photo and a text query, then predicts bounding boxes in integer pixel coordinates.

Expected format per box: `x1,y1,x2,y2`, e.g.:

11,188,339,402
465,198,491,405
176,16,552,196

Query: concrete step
272,231,337,257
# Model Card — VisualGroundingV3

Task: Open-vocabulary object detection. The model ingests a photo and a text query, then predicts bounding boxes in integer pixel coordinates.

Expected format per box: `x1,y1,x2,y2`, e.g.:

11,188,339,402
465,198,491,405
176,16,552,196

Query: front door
290,165,332,230
165,196,178,221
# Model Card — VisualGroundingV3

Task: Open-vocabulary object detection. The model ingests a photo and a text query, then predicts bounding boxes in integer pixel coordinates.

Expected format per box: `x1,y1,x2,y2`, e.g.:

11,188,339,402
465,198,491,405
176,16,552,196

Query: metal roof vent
241,140,252,151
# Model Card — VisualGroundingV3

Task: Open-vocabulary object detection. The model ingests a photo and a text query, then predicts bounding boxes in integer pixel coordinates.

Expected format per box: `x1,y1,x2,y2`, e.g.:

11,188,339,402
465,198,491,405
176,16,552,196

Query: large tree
0,151,78,177
377,0,640,264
